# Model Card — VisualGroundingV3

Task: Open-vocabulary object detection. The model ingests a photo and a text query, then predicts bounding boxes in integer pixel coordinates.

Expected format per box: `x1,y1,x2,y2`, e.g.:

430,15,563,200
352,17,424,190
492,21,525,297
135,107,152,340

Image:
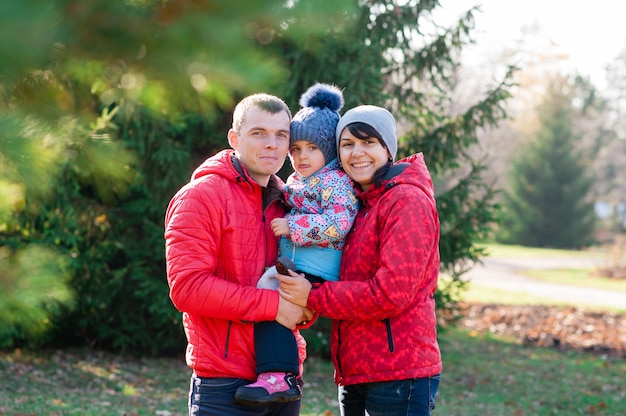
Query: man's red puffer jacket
165,149,307,380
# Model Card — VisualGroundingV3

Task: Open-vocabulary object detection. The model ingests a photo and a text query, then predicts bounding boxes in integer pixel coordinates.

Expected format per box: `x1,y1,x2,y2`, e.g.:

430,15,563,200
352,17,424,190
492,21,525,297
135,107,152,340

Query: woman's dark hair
345,122,393,188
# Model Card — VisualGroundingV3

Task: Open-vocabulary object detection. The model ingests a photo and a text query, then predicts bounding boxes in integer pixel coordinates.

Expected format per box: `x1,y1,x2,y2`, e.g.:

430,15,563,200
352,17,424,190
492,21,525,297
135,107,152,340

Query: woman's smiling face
338,127,390,191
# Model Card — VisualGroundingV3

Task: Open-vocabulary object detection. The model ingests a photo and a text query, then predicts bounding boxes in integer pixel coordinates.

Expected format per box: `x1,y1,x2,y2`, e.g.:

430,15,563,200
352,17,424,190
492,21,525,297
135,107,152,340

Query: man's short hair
232,93,292,132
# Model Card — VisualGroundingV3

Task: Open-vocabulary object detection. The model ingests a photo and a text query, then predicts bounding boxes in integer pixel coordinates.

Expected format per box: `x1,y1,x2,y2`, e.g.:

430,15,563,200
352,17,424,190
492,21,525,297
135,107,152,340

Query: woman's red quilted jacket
307,153,442,386
164,149,307,380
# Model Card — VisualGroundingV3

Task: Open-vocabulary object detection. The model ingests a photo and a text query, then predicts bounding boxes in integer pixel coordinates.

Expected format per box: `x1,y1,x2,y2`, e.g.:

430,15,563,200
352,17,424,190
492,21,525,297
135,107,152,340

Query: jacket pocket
383,318,395,352
224,321,232,358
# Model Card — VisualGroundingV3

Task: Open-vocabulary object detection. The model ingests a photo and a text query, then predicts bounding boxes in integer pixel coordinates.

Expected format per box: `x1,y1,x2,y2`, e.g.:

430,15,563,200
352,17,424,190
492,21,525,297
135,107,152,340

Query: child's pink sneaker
235,372,301,406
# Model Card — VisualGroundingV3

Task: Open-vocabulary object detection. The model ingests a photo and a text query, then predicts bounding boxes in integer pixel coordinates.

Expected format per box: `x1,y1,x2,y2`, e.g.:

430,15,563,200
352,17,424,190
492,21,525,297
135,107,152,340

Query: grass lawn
438,329,625,416
1,329,625,416
0,349,190,415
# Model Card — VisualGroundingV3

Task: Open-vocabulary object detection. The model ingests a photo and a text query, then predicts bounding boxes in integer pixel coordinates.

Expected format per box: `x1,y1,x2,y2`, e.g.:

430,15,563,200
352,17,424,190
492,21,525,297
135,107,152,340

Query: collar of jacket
355,162,410,206
230,152,248,183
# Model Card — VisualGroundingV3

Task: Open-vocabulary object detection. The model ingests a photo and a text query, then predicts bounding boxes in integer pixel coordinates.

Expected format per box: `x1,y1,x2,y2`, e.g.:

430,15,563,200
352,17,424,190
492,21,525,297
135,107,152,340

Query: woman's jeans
338,375,440,416
189,374,302,416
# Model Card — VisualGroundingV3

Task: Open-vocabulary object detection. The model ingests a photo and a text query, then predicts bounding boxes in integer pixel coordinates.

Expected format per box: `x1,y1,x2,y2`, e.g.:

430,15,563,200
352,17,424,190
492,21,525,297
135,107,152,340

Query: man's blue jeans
338,375,440,416
189,374,302,416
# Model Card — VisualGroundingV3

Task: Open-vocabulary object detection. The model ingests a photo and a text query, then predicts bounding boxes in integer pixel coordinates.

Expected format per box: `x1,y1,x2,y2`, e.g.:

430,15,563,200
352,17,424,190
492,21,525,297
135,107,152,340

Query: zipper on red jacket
224,321,232,358
262,210,269,266
261,194,284,267
261,186,271,267
336,321,344,379
383,318,395,352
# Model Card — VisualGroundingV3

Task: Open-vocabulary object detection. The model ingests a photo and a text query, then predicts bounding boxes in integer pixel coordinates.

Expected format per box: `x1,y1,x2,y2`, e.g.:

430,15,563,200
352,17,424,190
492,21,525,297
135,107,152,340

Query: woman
277,105,442,416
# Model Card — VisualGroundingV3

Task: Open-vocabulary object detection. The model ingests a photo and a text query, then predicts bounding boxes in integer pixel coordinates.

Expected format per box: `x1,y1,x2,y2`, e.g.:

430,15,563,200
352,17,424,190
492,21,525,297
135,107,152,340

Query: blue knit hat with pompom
290,83,344,164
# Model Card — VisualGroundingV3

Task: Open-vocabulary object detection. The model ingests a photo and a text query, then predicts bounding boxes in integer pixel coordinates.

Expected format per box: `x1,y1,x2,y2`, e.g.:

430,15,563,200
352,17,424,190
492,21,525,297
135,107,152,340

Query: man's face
228,106,291,186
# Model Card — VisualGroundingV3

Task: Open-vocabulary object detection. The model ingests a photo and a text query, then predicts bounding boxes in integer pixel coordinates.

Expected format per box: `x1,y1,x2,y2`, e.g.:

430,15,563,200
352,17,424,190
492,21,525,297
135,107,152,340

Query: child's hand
270,218,290,237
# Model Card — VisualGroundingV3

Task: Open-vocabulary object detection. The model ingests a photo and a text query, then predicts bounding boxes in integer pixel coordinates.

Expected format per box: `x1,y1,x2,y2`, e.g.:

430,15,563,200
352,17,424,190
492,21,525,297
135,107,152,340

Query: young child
235,83,359,406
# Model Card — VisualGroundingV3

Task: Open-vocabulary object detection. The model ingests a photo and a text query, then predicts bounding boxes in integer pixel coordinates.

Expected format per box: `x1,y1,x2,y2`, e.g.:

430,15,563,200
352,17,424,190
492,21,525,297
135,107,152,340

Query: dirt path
464,256,626,310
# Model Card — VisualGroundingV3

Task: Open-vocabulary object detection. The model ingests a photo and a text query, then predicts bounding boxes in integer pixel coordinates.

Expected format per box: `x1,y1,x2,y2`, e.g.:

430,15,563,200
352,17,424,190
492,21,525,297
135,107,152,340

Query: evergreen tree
1,1,514,352
499,76,596,248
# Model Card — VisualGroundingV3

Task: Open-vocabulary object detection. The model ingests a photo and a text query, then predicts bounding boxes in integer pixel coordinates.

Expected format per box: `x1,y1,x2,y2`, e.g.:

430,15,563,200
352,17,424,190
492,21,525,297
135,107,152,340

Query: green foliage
0,244,71,349
0,73,137,349
2,107,215,352
1,0,513,354
301,317,332,359
498,76,597,248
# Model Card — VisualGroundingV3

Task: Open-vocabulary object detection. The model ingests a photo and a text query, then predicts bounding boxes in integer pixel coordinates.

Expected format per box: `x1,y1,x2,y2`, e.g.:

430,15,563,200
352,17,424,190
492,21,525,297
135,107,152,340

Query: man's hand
270,218,290,237
276,270,312,308
276,296,313,329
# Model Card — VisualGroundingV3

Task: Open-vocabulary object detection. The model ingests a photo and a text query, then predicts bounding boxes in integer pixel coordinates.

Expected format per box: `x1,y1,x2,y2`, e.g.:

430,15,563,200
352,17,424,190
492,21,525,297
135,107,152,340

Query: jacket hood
190,149,285,203
191,149,241,183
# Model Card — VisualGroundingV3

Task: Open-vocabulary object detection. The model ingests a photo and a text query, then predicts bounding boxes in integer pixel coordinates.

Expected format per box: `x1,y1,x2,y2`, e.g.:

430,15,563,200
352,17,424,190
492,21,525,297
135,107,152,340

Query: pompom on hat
335,105,398,161
290,83,344,164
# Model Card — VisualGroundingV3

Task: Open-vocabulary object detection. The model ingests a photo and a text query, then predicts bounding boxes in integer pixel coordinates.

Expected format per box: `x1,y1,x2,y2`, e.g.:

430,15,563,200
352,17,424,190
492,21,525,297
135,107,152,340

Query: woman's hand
276,270,312,307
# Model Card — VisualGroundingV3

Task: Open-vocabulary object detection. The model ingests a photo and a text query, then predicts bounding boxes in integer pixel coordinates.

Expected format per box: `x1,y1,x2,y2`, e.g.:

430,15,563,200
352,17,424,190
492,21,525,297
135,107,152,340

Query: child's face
289,140,326,178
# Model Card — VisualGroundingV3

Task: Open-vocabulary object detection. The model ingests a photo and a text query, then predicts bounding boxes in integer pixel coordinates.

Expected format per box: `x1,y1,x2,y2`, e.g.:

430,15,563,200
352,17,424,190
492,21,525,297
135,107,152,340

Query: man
165,93,311,415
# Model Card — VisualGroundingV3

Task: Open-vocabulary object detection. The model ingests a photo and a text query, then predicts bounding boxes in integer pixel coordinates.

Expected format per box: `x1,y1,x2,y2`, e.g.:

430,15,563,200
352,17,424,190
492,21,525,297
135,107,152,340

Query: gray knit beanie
335,105,398,161
290,83,344,164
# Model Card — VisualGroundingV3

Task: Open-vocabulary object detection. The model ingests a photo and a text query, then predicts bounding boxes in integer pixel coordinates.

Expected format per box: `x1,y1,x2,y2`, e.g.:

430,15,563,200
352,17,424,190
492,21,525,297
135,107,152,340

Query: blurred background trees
465,23,626,247
497,75,597,248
